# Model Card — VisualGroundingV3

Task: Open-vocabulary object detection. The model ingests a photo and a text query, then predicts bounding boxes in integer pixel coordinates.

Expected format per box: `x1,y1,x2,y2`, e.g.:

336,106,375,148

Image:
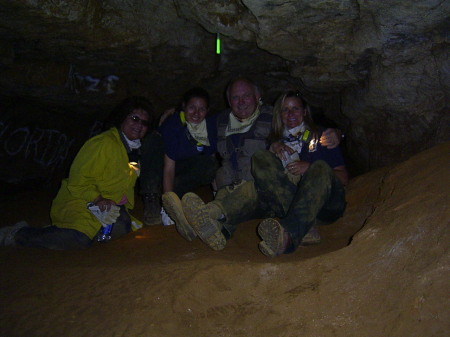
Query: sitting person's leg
9,205,133,250
139,131,164,225
280,160,345,250
109,205,132,239
190,149,295,240
14,225,92,250
316,174,346,223
180,150,294,250
182,180,262,250
251,150,302,257
162,191,196,241
162,181,261,249
251,150,297,217
213,181,263,237
161,155,218,238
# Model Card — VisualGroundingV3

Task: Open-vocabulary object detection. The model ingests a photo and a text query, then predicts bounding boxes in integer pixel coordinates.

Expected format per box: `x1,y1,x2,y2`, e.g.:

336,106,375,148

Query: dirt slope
1,142,449,337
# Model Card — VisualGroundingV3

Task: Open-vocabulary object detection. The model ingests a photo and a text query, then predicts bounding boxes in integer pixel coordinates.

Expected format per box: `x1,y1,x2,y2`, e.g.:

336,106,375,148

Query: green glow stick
216,33,221,54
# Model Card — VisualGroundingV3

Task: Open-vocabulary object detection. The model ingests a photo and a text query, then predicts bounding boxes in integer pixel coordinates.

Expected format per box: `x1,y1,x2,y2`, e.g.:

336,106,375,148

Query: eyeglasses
130,115,150,127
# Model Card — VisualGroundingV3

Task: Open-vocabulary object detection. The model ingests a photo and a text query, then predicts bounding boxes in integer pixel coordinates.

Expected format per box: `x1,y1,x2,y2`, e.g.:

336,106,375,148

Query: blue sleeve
160,113,192,161
313,145,346,168
299,133,345,168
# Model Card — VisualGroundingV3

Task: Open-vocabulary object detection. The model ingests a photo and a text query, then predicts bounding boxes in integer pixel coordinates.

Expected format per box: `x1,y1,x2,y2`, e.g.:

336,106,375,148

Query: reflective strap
179,111,186,125
302,130,310,142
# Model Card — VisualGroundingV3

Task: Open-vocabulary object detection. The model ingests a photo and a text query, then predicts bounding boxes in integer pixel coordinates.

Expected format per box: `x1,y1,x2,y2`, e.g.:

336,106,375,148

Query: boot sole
162,192,196,241
258,218,284,257
182,193,226,251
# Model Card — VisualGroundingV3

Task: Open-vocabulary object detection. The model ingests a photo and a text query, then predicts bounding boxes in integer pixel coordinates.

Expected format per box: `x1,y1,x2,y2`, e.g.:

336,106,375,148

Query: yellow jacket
50,127,140,239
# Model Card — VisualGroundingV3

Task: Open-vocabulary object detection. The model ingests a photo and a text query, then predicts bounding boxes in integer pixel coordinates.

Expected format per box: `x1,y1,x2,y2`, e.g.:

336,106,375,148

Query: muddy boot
143,193,162,226
182,192,226,251
162,192,196,241
257,218,292,257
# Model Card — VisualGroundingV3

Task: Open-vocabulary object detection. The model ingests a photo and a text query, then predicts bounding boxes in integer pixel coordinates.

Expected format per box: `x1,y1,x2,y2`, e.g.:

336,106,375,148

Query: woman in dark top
140,87,218,227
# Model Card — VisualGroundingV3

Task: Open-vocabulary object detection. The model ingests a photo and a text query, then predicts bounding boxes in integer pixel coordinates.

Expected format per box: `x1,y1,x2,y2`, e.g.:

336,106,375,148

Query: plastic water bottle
97,224,113,242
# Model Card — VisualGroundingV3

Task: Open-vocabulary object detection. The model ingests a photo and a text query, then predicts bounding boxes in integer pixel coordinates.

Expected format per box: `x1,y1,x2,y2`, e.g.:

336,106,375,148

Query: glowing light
128,161,140,176
216,33,221,54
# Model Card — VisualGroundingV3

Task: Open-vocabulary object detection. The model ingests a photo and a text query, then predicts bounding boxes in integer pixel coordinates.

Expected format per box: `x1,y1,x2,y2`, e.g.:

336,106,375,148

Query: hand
87,200,121,225
286,160,310,176
270,141,295,161
93,195,116,212
102,205,121,224
320,128,342,149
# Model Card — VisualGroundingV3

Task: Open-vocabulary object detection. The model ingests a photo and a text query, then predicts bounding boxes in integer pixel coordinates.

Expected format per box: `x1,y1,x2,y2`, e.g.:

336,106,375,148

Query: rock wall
0,0,448,186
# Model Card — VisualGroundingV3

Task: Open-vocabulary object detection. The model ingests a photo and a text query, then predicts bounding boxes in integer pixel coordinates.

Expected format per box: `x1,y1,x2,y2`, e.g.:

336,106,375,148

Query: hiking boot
143,193,162,226
300,224,321,246
0,221,29,247
258,218,291,257
162,192,196,241
182,192,226,251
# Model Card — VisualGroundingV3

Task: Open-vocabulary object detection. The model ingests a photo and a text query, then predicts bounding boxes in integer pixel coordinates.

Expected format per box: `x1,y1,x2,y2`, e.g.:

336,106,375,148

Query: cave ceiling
0,0,448,183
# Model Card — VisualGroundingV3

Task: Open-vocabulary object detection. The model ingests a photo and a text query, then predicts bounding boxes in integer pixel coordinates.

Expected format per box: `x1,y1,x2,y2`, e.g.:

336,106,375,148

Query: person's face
228,80,261,120
183,97,208,124
120,108,149,140
281,97,305,129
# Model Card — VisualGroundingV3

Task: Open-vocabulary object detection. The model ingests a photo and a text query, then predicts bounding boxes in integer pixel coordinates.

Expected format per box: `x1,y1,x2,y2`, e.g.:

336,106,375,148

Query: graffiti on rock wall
0,121,75,170
66,64,119,95
0,119,105,185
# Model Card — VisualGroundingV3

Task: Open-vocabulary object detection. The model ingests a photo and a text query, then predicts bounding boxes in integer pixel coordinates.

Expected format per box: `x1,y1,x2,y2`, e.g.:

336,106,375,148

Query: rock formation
0,0,449,184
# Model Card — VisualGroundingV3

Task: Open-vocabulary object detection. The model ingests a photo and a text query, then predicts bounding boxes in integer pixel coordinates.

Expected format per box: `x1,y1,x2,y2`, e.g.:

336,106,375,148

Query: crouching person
0,96,154,250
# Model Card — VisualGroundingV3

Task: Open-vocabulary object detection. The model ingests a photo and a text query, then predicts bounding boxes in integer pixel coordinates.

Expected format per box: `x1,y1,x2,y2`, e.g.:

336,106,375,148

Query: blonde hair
269,91,317,143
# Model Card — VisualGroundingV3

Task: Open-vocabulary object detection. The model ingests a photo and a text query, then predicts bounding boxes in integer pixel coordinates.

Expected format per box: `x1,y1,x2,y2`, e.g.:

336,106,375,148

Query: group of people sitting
0,77,348,257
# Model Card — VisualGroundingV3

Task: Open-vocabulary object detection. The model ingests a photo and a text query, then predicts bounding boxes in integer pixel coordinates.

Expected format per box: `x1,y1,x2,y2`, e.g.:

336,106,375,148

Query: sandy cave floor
0,185,360,264
1,143,449,337
0,185,362,336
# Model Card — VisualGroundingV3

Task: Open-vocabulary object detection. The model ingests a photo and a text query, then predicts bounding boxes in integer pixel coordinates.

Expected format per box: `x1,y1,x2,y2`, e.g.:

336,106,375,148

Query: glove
87,202,121,225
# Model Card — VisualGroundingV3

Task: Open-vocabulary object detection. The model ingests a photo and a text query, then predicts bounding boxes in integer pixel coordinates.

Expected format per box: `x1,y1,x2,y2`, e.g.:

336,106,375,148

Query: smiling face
183,96,208,124
120,108,149,140
281,97,305,129
228,79,261,120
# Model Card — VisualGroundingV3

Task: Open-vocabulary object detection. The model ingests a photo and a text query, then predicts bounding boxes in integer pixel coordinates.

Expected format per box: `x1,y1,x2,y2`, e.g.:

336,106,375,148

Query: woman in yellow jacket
1,96,153,249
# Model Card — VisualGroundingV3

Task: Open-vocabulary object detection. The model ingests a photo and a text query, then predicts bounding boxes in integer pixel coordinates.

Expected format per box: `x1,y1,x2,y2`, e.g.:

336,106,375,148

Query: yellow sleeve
66,133,114,203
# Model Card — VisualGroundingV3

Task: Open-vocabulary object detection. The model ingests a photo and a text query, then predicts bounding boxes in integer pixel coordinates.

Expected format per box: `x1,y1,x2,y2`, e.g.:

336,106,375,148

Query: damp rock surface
0,0,449,186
